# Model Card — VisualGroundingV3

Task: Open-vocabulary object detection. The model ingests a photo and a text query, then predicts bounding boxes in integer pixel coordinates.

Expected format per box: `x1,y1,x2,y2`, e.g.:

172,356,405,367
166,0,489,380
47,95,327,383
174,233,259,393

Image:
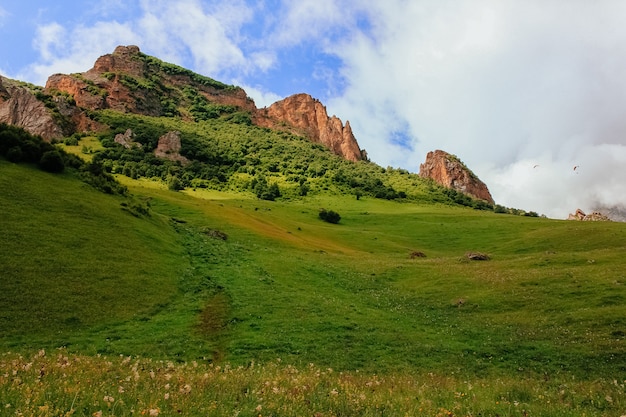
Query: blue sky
3,0,626,218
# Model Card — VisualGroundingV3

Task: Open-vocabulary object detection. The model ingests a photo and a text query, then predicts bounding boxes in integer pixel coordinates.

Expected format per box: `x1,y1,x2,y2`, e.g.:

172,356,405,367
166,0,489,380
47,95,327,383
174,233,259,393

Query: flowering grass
1,349,625,417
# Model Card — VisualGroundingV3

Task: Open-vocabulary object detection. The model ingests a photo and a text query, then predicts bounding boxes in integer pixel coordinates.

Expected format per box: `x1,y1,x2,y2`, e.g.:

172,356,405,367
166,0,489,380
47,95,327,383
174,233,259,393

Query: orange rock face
0,76,65,139
256,93,363,162
46,45,256,117
419,150,494,204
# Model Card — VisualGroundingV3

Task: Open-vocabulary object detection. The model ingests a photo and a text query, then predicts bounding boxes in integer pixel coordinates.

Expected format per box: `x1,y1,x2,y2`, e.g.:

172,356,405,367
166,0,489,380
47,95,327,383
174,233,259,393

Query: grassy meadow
1,159,626,416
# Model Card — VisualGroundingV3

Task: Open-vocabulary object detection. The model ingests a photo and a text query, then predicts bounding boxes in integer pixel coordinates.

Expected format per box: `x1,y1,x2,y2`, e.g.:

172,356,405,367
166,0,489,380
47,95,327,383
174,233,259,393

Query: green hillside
1,103,625,415
2,153,625,375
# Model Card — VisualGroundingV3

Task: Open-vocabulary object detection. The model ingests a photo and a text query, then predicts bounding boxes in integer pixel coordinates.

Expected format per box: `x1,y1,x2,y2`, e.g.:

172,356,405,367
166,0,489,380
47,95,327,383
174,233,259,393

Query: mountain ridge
6,45,362,162
1,45,498,206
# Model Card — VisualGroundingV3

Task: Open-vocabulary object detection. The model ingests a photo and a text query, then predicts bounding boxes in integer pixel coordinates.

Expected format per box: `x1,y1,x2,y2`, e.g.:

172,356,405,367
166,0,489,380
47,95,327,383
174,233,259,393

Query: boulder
154,131,188,164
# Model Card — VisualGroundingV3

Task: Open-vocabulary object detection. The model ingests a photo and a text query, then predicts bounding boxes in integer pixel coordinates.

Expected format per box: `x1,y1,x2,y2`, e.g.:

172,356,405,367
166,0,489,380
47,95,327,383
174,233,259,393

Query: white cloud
20,0,255,85
137,0,252,75
23,21,139,84
321,0,626,216
237,83,282,108
271,0,348,48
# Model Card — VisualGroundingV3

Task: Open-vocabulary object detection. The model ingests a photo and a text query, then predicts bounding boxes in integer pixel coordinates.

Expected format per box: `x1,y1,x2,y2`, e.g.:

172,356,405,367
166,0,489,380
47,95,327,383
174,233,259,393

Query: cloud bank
11,0,626,218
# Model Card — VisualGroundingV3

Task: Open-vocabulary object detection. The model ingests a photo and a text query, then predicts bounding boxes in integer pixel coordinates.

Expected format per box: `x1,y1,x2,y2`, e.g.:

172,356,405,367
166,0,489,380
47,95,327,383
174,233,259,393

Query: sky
2,0,626,218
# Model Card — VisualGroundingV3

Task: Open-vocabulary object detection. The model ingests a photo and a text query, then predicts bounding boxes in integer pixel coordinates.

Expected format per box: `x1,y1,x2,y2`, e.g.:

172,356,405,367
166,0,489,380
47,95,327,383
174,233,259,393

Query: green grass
59,136,104,162
2,159,626,414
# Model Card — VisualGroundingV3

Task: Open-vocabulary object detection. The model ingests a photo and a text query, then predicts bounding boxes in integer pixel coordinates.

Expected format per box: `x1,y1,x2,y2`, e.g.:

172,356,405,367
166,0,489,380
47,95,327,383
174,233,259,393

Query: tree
319,208,341,224
39,150,65,173
167,175,184,191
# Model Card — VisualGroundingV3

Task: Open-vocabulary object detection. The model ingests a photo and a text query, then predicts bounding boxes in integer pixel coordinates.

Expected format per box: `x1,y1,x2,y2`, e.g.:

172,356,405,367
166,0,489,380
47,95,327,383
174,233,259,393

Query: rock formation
567,209,611,221
591,205,626,222
256,93,363,162
46,45,256,116
154,131,188,164
114,129,142,149
419,149,494,204
0,76,65,139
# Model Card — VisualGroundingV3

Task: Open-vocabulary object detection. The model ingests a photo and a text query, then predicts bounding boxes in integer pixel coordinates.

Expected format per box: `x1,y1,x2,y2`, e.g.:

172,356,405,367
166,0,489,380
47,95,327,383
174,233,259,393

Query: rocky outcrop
591,205,626,222
256,93,363,162
46,45,256,116
0,76,64,139
154,131,188,164
114,129,142,149
419,150,494,204
567,209,611,221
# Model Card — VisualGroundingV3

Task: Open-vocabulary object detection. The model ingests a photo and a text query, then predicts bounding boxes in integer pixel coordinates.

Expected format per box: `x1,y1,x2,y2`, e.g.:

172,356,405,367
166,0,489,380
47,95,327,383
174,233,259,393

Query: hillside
1,154,625,374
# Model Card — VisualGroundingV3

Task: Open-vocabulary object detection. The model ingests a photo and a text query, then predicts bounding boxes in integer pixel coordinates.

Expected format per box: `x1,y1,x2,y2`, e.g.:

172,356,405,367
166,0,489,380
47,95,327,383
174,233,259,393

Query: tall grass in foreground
1,349,624,417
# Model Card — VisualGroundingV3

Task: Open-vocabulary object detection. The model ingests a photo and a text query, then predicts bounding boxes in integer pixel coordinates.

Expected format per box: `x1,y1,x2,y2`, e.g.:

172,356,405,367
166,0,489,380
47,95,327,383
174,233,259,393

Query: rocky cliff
0,76,65,139
419,150,494,204
255,93,363,162
45,45,256,116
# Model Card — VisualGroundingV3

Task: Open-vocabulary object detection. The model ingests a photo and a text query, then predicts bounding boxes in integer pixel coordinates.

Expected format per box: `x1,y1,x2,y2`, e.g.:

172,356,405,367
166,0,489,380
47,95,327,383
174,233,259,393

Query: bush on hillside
167,175,184,191
319,208,341,224
39,150,65,173
252,175,281,201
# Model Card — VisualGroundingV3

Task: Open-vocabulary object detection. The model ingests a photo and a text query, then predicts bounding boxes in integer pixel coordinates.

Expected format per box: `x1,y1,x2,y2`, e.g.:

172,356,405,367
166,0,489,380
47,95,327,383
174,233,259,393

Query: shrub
167,175,184,191
6,146,23,163
252,176,280,201
39,150,65,173
319,208,341,224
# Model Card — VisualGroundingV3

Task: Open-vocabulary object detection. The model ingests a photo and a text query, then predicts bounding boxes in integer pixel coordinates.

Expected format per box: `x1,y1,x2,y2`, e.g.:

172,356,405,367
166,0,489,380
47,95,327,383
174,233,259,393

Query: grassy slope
2,161,625,380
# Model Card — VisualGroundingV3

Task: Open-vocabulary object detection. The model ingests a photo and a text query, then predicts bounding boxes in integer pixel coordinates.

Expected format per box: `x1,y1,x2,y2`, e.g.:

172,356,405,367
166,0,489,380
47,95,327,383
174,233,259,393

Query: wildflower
255,405,263,412
150,371,155,379
103,395,114,405
118,386,125,393
179,384,192,394
149,408,160,416
164,393,170,400
93,411,103,417
330,389,339,396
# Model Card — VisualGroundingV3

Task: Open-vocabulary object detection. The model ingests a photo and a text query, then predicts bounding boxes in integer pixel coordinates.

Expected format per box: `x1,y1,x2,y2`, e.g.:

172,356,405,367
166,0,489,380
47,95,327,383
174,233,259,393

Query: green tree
39,150,65,173
319,208,341,224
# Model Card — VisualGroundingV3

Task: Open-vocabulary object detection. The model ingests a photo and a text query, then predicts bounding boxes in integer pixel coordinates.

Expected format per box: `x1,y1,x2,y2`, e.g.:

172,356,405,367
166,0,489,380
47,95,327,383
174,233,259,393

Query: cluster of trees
0,123,126,195
91,111,415,201
87,112,514,210
2,117,534,216
0,124,74,172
